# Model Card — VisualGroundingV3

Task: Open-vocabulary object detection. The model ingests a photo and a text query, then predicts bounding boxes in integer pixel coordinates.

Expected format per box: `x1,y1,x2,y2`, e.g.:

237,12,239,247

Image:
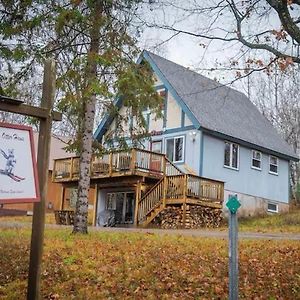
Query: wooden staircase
137,160,225,227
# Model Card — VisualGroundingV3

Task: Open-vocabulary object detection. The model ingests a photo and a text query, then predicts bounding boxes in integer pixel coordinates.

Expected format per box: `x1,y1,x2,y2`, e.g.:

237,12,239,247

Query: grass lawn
238,209,300,233
0,227,300,299
1,209,300,233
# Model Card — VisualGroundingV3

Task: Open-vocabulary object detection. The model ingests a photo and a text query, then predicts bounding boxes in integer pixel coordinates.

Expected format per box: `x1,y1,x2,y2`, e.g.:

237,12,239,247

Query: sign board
0,122,40,203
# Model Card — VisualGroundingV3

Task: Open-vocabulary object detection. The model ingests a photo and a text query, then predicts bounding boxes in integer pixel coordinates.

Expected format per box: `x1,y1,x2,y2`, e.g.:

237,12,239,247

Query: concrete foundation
223,190,289,217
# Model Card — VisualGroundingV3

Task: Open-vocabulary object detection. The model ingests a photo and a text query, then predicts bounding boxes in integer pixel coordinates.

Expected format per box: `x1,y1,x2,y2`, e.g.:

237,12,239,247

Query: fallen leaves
0,228,299,299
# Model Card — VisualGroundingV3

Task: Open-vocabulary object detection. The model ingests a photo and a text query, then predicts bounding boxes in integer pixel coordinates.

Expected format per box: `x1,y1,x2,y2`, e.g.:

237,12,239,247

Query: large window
166,136,184,163
269,156,278,175
224,142,239,169
252,150,262,170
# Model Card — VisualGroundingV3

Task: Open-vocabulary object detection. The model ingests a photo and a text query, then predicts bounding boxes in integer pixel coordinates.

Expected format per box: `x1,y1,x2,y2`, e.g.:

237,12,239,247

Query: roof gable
94,51,200,141
146,51,298,161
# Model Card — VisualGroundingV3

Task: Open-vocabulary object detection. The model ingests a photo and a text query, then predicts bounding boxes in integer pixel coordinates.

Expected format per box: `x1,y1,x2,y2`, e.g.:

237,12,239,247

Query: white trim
251,150,262,171
165,135,185,163
224,165,239,171
267,202,278,213
224,141,239,170
269,155,279,175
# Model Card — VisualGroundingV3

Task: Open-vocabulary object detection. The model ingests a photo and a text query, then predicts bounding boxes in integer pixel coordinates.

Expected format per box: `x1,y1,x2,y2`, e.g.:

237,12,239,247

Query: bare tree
140,0,300,200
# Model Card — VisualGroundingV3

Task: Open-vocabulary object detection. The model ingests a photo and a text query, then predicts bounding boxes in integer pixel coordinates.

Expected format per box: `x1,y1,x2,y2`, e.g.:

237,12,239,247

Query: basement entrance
106,192,135,224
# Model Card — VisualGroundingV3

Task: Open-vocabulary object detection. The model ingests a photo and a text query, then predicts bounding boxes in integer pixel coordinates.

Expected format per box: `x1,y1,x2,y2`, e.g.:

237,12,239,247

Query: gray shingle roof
147,51,298,160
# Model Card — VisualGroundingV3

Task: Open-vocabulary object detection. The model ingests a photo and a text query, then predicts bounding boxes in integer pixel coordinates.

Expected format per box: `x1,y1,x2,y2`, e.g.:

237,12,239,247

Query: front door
107,192,135,224
150,140,162,171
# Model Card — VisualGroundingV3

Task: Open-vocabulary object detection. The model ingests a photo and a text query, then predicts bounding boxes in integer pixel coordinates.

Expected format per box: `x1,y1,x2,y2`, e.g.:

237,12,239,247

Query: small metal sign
226,194,241,214
0,122,40,203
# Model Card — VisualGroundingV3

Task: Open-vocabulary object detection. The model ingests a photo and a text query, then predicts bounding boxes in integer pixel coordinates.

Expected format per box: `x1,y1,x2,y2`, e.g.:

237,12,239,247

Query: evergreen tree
0,0,161,233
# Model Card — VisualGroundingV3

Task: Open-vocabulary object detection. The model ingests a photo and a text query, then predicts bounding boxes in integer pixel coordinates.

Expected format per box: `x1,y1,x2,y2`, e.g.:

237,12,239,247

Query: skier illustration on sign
0,148,16,174
0,148,24,182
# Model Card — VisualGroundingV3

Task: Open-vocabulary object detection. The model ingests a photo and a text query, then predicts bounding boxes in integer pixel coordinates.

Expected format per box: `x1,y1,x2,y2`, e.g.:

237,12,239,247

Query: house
1,133,95,216
52,51,298,228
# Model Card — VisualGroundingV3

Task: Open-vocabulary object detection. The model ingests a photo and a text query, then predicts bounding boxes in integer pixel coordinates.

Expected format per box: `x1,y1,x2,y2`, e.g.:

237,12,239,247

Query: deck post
162,155,166,175
182,174,188,228
60,186,65,210
131,148,137,171
52,160,56,182
70,157,73,180
134,181,142,226
163,176,167,208
92,184,98,226
109,153,113,176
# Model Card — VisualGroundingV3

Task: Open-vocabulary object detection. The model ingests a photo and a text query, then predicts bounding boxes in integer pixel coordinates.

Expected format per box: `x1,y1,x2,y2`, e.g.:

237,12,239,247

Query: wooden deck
53,148,171,182
52,148,225,227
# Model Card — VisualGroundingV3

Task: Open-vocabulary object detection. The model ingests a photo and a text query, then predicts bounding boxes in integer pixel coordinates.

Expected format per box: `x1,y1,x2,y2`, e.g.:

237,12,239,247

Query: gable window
166,136,184,163
252,150,262,170
269,156,278,175
224,142,239,169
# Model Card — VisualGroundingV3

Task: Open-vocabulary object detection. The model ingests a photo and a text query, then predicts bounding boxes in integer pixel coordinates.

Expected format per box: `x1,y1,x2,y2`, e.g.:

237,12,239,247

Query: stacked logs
186,206,223,228
152,205,222,229
152,206,183,229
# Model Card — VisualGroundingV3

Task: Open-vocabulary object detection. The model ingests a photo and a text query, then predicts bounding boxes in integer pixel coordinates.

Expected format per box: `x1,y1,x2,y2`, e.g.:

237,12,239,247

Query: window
252,150,262,170
151,140,162,153
267,202,278,213
269,156,278,174
166,136,184,163
224,142,239,169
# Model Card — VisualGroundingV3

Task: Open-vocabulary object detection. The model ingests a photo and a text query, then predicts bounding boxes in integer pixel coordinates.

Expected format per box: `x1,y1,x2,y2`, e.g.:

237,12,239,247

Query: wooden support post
52,160,56,182
109,153,113,176
70,157,73,180
134,181,142,226
131,148,136,171
92,184,98,226
27,60,56,300
162,156,166,175
60,186,65,210
163,176,167,208
182,174,188,228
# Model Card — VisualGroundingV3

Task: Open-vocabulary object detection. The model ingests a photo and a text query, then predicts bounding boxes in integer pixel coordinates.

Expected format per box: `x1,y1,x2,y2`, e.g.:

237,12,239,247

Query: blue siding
150,129,201,173
202,134,289,203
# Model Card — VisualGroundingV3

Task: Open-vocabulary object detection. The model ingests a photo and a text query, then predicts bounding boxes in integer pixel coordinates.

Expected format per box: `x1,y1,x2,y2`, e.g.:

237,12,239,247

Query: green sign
226,194,241,214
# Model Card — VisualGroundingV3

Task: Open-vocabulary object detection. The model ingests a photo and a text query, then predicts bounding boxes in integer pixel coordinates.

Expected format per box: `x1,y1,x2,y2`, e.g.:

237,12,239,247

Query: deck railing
53,148,166,181
165,174,223,203
137,173,224,224
186,174,224,202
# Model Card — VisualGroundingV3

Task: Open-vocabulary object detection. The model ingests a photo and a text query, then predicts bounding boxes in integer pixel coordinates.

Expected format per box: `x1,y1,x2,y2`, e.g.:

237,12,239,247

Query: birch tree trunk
73,3,101,234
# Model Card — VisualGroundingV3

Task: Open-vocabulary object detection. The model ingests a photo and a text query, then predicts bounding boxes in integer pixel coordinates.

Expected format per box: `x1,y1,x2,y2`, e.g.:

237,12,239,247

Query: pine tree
0,0,161,233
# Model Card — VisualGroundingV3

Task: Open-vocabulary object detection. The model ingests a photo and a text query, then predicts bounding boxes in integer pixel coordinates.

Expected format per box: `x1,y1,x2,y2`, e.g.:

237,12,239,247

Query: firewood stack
186,206,223,228
151,205,223,229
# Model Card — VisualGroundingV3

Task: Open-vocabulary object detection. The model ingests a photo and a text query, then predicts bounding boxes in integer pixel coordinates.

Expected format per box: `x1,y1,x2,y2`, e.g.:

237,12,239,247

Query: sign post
0,59,60,300
27,60,56,300
226,194,241,300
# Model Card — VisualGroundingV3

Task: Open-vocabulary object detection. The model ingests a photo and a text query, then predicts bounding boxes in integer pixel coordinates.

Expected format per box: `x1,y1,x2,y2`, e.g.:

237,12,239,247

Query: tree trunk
73,3,101,234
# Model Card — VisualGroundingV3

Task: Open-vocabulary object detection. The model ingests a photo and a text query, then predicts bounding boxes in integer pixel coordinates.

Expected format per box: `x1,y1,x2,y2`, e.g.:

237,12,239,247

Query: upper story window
269,156,278,175
252,150,262,170
224,142,239,170
166,136,184,163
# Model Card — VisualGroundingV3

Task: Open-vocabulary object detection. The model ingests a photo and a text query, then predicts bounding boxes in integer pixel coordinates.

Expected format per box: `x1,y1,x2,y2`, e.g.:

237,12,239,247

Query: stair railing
137,177,165,223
